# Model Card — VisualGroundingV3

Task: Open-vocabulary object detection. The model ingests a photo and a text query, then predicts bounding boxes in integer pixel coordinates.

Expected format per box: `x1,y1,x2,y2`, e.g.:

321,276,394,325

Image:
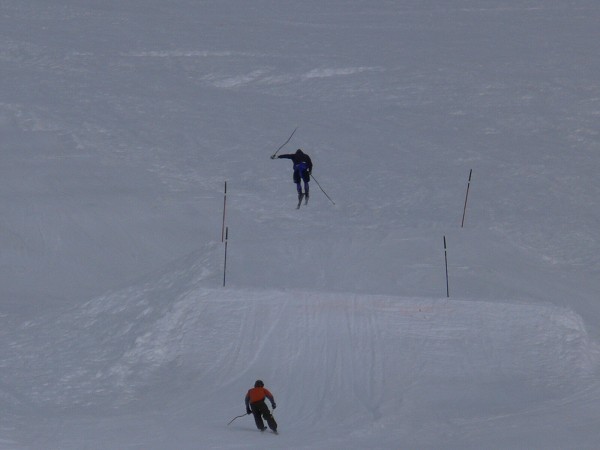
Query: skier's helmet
295,149,303,155
254,380,264,388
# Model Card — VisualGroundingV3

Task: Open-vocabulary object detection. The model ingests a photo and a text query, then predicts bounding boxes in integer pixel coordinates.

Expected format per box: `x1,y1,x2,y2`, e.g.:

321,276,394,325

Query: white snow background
1,0,600,449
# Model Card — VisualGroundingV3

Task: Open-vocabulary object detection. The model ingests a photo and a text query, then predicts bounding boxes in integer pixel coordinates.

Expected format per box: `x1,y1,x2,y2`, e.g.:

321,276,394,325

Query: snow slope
1,0,600,448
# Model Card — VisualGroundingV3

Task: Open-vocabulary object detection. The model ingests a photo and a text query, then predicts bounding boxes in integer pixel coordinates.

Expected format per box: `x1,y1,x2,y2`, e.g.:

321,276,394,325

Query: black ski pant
250,400,277,431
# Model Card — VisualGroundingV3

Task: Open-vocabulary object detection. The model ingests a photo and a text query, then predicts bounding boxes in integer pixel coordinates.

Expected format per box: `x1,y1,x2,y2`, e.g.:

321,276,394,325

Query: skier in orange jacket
245,380,278,433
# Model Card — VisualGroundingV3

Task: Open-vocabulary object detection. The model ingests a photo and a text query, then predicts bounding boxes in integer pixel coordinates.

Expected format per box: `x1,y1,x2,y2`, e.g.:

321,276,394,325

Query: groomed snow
1,1,600,449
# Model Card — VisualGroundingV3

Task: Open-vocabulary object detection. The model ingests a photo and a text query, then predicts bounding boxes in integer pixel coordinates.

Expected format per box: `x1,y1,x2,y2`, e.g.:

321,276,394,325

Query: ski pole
310,173,335,205
271,127,297,158
227,413,248,426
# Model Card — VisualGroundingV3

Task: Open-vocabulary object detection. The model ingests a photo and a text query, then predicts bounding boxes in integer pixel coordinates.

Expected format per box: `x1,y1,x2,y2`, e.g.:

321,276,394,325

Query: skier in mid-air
245,380,278,433
272,148,313,206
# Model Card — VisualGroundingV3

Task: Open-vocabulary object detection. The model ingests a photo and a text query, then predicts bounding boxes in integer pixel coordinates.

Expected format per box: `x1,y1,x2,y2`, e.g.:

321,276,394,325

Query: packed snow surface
1,1,600,449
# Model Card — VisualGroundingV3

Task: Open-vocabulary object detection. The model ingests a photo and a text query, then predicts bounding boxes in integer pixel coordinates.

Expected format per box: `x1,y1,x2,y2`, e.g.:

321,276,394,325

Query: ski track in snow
3,278,600,448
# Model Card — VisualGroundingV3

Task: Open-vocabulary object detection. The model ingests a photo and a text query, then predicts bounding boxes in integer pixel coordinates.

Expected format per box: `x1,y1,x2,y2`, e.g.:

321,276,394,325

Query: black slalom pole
443,236,450,298
461,169,472,228
221,181,227,242
223,227,229,287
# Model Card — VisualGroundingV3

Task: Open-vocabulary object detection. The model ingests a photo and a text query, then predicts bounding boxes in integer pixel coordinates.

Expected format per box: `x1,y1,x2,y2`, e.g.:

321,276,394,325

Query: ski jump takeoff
271,149,313,209
245,380,278,434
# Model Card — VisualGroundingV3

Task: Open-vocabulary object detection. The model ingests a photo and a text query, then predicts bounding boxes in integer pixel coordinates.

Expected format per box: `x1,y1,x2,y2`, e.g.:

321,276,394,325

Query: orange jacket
245,387,275,407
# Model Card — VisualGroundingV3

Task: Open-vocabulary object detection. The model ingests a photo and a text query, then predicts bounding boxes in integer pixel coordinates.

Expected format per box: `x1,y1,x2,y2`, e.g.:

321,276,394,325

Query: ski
297,193,309,209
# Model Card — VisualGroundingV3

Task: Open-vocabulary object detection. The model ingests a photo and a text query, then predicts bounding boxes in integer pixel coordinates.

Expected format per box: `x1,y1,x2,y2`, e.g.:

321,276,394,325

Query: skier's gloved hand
272,403,276,410
246,408,252,415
